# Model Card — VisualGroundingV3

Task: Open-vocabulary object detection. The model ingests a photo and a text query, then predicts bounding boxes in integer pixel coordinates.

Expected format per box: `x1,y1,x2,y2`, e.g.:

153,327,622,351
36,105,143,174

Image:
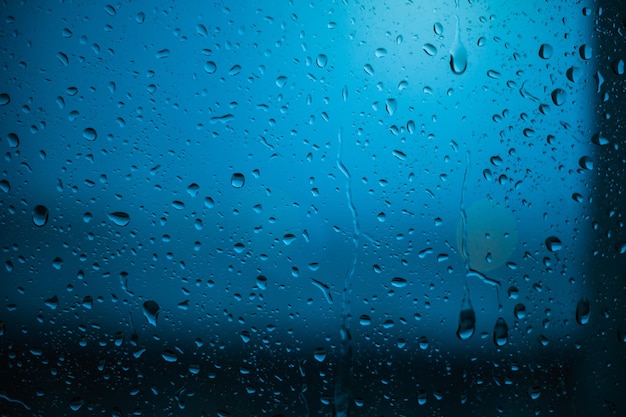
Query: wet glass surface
1,1,625,416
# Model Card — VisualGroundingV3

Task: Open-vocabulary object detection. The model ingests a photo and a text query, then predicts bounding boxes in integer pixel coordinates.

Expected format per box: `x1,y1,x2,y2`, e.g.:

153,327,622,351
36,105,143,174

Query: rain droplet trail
457,152,503,340
334,128,357,417
450,16,468,75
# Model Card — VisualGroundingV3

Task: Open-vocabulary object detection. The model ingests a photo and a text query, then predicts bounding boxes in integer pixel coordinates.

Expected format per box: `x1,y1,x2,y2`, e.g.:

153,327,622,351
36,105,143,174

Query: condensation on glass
0,1,625,416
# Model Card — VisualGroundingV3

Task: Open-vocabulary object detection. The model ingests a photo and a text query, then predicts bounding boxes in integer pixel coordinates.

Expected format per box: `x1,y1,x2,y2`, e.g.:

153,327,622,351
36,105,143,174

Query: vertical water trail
457,151,476,340
334,128,357,416
450,16,468,75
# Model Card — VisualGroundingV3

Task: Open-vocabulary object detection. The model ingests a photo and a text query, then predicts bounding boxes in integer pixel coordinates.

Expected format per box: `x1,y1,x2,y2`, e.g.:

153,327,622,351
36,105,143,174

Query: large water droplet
316,54,328,68
423,43,437,56
449,16,468,75
7,133,19,148
514,303,526,319
33,205,49,227
538,43,553,59
231,173,245,188
493,317,509,347
391,277,407,288
0,93,10,106
551,88,566,106
385,98,397,116
108,211,130,227
575,298,590,325
143,300,160,326
82,127,97,141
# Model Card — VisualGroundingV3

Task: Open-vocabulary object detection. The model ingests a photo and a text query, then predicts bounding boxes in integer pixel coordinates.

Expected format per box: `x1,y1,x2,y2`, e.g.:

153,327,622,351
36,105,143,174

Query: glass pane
1,1,624,416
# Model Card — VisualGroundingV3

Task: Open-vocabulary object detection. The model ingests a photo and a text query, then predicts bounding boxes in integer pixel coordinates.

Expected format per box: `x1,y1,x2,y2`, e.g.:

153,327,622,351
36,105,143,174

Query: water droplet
493,317,509,347
433,22,443,35
514,303,526,319
143,300,160,326
538,43,553,59
363,64,374,76
456,298,475,341
313,347,326,362
108,211,130,227
418,335,429,350
423,43,437,56
579,156,593,170
359,315,371,326
385,98,397,116
135,12,145,23
316,54,328,68
52,257,63,270
156,49,170,59
275,76,288,88
256,275,267,290
591,133,609,146
162,349,178,362
551,88,566,106
45,295,58,310
545,236,562,252
618,321,626,343
450,16,468,75
391,277,407,288
228,65,242,76
32,205,49,227
69,397,84,411
282,234,296,245
204,61,217,74
0,180,9,193
507,286,519,299
579,44,592,60
416,389,427,405
612,59,625,75
82,127,97,141
7,132,19,147
0,93,9,106
231,173,245,188
575,298,590,325
528,386,541,400
566,66,582,83
375,48,387,58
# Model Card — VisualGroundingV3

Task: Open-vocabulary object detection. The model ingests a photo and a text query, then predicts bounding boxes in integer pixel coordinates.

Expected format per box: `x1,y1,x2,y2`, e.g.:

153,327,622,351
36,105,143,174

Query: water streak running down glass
1,1,625,416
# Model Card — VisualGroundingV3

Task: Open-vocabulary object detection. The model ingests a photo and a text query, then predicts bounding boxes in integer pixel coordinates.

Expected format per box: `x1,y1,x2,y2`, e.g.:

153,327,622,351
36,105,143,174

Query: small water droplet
514,303,526,319
108,211,130,227
493,317,509,347
32,205,49,227
313,347,326,362
0,93,10,106
433,22,443,35
69,397,84,411
418,335,429,350
545,236,562,252
359,315,371,326
275,76,288,88
228,65,242,76
423,43,437,56
282,233,296,245
385,98,397,116
391,277,407,288
575,298,590,325
316,54,328,68
143,300,160,326
375,48,387,58
612,59,625,75
363,64,374,76
231,173,245,188
7,132,19,147
162,349,178,362
204,61,217,74
416,389,427,405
